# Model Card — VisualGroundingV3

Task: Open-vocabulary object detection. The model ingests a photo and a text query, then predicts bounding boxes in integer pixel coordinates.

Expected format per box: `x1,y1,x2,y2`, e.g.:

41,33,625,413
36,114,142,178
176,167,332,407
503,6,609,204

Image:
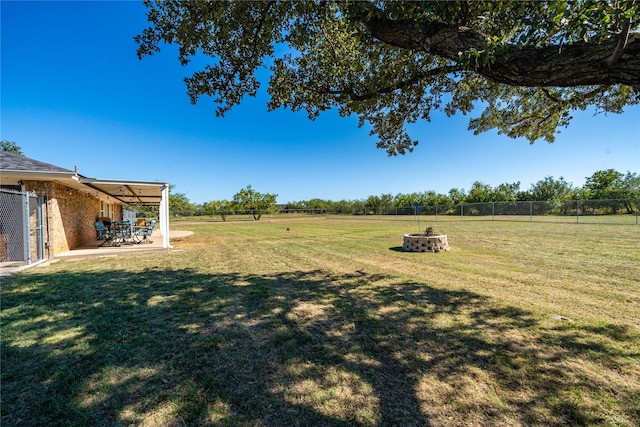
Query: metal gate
0,189,45,275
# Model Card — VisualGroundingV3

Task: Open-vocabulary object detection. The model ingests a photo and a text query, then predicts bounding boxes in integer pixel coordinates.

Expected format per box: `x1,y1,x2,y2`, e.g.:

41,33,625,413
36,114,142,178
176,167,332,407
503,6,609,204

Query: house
0,152,170,265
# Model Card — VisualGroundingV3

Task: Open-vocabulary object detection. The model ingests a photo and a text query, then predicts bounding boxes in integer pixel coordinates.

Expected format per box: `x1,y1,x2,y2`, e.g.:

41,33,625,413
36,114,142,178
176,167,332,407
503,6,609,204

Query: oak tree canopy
136,1,640,155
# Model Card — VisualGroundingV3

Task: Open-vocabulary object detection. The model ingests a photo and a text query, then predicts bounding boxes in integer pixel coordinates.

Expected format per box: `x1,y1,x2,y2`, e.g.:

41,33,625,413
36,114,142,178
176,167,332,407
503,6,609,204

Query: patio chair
133,219,156,244
97,216,112,228
94,221,115,247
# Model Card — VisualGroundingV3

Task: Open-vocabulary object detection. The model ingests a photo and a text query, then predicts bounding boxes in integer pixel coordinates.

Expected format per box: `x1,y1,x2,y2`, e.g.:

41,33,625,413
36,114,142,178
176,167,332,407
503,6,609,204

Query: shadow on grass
2,268,638,426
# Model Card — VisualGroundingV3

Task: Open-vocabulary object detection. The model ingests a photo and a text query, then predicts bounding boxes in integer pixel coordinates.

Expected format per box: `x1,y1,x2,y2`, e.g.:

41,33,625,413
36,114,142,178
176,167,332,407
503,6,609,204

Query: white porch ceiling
80,178,167,206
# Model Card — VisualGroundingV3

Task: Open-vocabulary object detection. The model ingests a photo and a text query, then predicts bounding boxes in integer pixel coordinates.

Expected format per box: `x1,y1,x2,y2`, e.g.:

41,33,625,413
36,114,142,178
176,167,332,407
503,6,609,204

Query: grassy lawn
2,218,639,426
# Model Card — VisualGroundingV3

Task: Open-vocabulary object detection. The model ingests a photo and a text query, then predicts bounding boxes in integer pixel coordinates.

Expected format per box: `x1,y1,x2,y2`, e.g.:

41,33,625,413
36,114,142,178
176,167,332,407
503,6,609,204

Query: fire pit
403,226,449,252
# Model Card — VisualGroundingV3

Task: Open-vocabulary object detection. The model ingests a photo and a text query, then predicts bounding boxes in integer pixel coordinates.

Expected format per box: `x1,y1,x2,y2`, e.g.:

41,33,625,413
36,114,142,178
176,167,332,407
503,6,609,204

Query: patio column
160,184,171,248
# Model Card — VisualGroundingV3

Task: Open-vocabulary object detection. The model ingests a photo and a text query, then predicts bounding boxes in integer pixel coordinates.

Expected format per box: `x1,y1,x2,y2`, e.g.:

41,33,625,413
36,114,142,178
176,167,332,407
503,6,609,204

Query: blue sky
2,1,639,205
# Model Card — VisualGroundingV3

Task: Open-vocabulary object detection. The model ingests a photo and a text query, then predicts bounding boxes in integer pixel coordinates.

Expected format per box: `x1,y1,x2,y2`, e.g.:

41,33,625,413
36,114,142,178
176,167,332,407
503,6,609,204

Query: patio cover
80,178,171,248
0,153,172,249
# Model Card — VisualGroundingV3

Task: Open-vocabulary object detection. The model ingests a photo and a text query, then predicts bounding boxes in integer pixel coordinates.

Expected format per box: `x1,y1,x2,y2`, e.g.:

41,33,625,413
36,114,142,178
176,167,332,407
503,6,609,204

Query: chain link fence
334,199,639,224
170,198,639,225
0,189,46,276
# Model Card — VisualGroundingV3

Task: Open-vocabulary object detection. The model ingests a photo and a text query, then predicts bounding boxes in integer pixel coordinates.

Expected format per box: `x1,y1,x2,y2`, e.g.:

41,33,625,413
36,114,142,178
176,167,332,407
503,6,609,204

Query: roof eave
1,170,78,180
79,177,169,187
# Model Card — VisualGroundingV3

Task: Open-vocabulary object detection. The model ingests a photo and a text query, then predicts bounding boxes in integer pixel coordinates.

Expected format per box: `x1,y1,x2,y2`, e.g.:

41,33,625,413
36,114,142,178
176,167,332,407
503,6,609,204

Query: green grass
2,218,639,426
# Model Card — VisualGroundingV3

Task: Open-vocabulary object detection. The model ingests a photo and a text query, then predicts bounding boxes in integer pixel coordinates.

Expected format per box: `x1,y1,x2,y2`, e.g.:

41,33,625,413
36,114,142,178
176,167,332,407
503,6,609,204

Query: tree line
165,185,278,221
164,169,639,220
3,143,635,218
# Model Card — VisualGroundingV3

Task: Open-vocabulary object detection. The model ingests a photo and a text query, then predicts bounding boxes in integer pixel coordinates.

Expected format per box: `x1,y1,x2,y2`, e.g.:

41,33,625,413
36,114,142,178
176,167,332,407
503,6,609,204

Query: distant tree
622,172,640,213
364,195,381,214
283,201,305,212
203,199,233,221
202,200,215,217
526,176,576,214
493,182,521,202
305,198,330,211
392,193,414,208
233,185,278,220
583,168,632,213
583,169,627,200
448,188,466,206
528,176,575,201
333,199,354,215
464,181,494,214
362,194,394,214
413,192,430,207
466,181,494,203
378,193,394,214
423,191,443,206
623,172,640,198
0,141,24,155
125,203,158,220
391,192,431,210
622,171,640,213
168,186,195,215
351,199,366,215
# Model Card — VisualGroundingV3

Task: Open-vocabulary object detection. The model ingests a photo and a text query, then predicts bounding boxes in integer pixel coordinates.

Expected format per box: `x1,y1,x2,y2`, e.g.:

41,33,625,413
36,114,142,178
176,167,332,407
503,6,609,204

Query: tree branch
605,14,633,67
354,12,640,87
313,64,463,101
460,0,470,26
251,1,276,47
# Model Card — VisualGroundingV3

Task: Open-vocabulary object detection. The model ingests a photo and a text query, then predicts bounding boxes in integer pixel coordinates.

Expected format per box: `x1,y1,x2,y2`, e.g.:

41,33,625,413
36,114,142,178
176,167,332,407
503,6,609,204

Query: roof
0,151,74,174
0,152,167,206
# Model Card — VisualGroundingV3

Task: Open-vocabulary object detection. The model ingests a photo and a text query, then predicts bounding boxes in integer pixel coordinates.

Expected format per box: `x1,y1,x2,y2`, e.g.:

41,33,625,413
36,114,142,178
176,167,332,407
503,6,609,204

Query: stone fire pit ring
403,232,449,253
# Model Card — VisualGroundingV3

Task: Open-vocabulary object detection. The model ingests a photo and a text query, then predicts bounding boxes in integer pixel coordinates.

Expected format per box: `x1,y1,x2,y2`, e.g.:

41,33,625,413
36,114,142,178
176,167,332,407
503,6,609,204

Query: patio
54,229,193,260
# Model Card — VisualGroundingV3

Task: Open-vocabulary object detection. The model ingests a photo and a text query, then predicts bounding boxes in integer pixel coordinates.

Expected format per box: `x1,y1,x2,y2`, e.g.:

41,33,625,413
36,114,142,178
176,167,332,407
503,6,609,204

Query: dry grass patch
2,218,638,426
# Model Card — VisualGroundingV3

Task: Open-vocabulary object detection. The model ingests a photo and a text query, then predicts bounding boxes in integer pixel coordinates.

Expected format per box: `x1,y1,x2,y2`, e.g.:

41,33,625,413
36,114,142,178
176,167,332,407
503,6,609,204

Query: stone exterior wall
24,181,122,256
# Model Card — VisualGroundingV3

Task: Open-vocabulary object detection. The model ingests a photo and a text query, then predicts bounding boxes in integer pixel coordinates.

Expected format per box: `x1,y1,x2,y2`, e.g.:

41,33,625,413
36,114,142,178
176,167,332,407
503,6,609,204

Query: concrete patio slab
54,230,193,260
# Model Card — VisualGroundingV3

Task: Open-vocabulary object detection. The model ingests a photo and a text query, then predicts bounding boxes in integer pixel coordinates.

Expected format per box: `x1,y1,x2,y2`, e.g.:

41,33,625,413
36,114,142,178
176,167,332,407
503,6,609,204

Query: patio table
112,221,135,246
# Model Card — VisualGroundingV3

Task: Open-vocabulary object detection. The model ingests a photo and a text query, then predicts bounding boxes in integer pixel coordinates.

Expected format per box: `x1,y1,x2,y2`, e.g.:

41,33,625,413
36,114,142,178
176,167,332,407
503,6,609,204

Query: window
100,200,114,218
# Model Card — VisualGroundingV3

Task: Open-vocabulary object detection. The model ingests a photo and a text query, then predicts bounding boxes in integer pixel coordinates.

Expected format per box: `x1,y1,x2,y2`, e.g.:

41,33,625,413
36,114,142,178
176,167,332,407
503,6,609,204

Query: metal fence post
492,202,495,221
576,200,580,224
22,191,31,264
530,201,533,222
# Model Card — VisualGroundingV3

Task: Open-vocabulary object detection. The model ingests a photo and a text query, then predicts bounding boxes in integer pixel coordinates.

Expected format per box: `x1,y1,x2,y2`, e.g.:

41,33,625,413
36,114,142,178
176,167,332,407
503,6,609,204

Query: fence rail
170,198,639,225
